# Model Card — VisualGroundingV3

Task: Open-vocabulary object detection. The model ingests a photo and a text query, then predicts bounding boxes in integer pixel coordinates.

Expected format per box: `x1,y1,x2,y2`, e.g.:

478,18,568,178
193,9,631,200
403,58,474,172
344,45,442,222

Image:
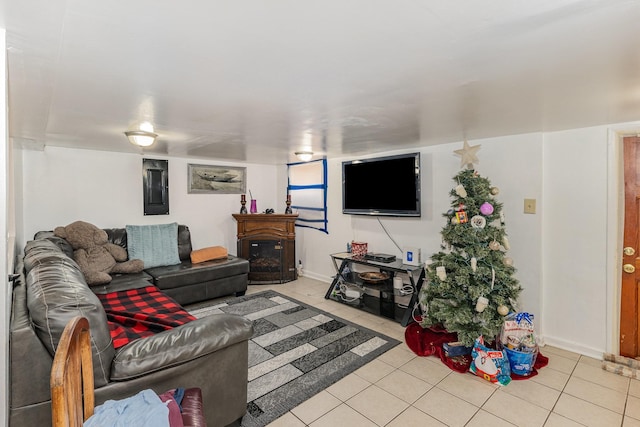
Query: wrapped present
499,312,538,376
469,336,511,386
443,341,472,357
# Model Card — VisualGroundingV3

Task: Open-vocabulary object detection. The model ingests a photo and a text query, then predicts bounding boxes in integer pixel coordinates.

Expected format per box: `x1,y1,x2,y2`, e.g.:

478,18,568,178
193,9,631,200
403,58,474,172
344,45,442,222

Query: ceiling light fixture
125,122,157,147
295,151,313,162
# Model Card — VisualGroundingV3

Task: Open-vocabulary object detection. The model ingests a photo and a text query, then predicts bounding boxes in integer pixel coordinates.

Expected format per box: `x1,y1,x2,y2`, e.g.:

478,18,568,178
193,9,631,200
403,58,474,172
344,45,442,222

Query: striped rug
189,290,401,427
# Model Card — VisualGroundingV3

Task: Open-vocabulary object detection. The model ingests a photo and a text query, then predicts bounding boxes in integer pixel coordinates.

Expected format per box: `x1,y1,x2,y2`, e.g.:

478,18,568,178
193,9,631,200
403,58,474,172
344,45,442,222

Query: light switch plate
524,198,536,214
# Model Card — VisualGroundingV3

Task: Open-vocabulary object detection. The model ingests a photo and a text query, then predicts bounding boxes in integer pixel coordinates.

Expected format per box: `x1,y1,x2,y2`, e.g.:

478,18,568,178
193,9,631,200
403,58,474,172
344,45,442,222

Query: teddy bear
54,220,144,285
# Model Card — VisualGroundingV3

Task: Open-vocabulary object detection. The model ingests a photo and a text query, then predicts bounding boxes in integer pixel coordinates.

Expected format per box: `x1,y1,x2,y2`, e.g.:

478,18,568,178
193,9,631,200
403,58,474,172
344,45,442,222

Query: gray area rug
188,290,401,427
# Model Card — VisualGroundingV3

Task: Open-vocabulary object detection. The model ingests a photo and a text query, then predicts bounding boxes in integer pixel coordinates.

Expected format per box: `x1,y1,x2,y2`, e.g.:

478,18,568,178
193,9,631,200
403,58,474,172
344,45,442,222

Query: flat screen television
342,152,421,217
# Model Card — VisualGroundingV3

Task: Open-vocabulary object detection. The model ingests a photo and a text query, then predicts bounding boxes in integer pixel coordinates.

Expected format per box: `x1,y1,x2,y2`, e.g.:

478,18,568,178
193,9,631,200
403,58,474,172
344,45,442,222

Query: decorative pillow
126,223,181,268
190,246,228,264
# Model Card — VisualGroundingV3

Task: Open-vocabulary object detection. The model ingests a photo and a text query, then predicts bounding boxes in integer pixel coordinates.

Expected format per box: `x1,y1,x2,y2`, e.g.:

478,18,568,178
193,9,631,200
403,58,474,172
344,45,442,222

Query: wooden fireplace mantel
232,214,298,240
232,214,298,283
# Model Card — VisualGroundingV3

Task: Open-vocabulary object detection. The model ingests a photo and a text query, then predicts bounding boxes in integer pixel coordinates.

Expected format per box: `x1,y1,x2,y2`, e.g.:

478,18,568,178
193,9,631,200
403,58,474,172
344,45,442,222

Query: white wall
542,126,611,357
20,147,278,253
289,133,545,336
1,27,10,427
288,124,640,358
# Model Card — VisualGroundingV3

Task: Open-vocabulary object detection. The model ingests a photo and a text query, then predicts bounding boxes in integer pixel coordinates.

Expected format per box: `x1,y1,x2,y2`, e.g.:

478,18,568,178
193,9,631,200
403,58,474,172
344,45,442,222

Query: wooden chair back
50,316,95,427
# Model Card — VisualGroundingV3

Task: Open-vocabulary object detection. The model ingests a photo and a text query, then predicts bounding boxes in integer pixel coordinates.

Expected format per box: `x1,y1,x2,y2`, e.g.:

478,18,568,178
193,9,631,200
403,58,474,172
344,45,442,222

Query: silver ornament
470,215,486,229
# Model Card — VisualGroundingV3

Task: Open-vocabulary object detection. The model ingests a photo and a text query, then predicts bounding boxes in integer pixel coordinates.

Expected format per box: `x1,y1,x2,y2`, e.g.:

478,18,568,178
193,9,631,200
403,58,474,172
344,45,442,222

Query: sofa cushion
90,271,153,294
33,230,75,259
176,225,193,261
23,239,115,388
126,223,181,268
10,265,61,410
161,274,248,306
104,227,128,251
145,256,249,290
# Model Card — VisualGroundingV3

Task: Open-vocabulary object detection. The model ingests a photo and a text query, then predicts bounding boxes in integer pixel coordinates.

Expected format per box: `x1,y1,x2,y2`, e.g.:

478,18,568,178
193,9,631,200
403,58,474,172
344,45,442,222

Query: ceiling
1,1,639,165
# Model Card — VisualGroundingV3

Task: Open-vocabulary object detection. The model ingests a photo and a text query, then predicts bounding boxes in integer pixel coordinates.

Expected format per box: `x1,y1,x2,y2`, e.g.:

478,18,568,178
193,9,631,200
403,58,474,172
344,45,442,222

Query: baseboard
542,334,604,359
298,270,332,283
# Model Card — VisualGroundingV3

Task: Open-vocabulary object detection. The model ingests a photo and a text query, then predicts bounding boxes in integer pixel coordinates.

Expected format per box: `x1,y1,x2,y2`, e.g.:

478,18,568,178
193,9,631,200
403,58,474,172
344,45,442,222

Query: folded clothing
84,389,169,427
190,246,228,264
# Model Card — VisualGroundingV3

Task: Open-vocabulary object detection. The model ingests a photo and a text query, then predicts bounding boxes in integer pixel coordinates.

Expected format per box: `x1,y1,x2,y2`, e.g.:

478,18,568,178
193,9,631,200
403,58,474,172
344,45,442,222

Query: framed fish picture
187,164,246,194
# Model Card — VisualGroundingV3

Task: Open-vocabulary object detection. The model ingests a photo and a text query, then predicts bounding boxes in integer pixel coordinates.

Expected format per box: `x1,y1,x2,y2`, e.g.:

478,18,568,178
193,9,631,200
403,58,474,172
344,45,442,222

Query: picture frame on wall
188,164,247,194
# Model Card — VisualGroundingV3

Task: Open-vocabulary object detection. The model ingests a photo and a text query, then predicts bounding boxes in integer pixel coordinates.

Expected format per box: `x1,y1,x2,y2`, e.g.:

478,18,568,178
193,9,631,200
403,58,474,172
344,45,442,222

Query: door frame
607,126,640,355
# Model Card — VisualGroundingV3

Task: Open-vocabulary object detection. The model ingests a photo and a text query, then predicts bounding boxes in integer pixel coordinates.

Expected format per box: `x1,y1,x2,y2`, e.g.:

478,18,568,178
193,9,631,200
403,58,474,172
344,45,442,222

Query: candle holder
240,194,248,214
285,194,292,214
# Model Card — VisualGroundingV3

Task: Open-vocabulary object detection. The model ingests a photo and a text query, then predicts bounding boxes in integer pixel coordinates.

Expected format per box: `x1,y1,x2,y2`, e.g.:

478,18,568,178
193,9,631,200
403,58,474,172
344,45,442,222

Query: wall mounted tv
342,152,421,217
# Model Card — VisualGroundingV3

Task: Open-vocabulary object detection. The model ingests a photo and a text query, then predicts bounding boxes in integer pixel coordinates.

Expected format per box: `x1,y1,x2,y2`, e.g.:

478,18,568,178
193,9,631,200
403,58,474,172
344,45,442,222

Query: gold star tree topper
454,140,481,169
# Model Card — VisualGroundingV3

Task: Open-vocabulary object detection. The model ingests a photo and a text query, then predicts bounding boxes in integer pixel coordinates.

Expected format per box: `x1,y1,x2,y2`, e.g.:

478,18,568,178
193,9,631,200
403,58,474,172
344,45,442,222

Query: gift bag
469,336,511,386
499,312,538,376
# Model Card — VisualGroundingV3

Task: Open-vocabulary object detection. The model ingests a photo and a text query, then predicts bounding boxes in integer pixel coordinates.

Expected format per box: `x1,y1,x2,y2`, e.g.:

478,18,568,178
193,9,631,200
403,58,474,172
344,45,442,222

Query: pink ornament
480,202,494,216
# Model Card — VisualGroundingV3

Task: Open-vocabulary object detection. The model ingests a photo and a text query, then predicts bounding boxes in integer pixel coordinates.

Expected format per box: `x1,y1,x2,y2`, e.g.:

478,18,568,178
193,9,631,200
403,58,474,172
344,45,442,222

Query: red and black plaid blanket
97,286,196,349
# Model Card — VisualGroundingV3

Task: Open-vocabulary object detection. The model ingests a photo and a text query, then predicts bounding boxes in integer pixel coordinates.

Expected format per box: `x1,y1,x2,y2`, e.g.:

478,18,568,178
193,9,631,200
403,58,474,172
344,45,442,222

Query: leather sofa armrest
110,314,253,381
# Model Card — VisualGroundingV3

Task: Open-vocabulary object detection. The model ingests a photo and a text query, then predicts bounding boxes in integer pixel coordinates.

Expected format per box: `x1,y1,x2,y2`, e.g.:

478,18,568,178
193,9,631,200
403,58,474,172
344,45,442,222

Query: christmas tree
418,142,522,346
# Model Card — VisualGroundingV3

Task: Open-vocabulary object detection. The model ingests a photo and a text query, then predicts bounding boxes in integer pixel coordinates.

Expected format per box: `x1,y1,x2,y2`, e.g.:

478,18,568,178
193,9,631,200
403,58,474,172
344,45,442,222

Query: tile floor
241,277,640,427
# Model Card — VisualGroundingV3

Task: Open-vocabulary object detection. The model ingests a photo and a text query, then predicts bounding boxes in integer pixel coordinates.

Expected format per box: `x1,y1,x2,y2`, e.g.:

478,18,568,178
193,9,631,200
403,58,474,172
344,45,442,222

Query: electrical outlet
524,198,536,214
